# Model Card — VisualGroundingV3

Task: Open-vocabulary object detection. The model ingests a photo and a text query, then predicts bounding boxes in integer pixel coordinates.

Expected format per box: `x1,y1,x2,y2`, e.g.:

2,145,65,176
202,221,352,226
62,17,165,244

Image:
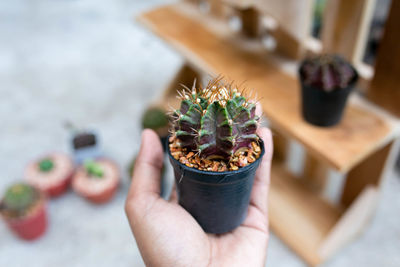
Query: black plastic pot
160,136,168,153
298,65,359,127
167,139,265,234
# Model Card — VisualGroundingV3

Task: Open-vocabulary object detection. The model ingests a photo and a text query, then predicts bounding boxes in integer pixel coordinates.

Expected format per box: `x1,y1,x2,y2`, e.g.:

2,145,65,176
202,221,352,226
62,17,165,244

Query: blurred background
0,0,399,266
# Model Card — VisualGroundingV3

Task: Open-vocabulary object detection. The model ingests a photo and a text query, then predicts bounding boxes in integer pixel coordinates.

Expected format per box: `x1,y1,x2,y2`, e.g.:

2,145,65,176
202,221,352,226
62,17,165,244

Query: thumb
128,129,164,201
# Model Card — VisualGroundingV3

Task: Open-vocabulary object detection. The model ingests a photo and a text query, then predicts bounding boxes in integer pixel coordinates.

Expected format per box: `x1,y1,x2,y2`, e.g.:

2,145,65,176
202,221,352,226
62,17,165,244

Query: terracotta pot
72,159,119,204
25,153,74,198
3,200,48,241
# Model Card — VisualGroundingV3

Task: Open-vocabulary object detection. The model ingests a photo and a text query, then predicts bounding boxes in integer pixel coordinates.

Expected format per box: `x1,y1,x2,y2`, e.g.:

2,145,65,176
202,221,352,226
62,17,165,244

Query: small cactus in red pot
0,183,47,240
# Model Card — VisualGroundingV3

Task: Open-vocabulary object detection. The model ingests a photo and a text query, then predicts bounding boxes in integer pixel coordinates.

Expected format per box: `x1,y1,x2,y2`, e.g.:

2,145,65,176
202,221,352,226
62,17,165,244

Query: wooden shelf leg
302,152,328,192
321,0,376,63
340,141,395,207
238,7,260,38
271,128,288,163
162,63,201,98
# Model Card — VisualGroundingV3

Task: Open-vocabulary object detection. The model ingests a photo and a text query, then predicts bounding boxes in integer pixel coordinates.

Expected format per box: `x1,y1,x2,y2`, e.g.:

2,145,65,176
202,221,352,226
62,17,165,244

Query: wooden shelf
269,163,342,265
137,3,393,172
269,163,379,266
137,3,398,266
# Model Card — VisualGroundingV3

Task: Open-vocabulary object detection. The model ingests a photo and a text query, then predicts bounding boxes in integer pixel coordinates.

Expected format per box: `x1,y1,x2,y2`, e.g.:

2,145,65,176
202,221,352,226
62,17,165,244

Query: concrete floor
0,0,399,266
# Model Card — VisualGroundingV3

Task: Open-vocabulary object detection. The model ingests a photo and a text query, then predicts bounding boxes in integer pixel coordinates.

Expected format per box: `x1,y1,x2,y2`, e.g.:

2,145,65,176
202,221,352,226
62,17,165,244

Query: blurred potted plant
72,159,120,204
299,54,358,127
141,107,170,151
70,130,101,164
24,153,74,198
0,183,47,240
167,78,264,234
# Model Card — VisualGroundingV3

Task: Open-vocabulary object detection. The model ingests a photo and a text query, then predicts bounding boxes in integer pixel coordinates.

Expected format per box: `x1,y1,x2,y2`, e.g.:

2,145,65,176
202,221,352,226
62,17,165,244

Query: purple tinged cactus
300,54,356,92
172,78,259,160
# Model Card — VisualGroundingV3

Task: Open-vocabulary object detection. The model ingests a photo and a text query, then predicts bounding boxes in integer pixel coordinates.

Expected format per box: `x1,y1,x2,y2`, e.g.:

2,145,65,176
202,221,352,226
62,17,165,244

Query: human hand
125,127,273,267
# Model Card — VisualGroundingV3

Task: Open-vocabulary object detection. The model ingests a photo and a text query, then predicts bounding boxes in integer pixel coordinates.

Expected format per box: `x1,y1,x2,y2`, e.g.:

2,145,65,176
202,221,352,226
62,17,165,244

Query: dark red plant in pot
0,183,48,240
167,78,264,234
299,54,358,127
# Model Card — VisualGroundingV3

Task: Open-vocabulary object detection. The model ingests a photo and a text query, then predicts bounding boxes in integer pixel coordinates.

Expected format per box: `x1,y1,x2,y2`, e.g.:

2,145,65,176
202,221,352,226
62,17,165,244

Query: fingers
250,127,273,216
127,129,164,202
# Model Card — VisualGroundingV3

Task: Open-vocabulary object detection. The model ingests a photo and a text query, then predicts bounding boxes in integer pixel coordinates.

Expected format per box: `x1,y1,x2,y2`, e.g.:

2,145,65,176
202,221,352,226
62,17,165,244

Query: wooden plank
222,0,254,9
302,152,328,192
271,127,288,162
320,186,378,259
137,4,393,172
321,0,376,63
269,163,342,266
155,63,201,110
341,141,394,206
367,0,400,117
256,0,313,43
238,7,260,38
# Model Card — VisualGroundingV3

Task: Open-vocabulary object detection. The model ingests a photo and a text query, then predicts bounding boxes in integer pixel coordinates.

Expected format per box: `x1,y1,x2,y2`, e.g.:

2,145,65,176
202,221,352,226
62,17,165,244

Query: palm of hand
126,128,272,267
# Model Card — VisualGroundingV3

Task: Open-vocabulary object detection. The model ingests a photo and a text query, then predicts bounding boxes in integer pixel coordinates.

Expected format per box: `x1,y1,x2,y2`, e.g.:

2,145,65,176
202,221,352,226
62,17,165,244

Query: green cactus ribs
170,77,262,171
300,54,356,92
1,183,40,218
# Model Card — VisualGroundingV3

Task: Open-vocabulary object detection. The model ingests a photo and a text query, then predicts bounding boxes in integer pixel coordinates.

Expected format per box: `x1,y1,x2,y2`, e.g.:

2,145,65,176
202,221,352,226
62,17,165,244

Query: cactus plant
167,78,265,233
142,107,169,136
1,183,39,218
84,160,104,178
300,54,356,92
38,158,54,172
299,53,358,127
171,78,260,162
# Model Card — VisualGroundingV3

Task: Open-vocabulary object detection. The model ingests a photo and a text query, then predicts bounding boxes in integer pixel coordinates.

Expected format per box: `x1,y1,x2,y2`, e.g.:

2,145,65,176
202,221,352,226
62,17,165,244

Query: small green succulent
38,158,54,172
142,107,169,136
84,160,104,178
1,183,39,217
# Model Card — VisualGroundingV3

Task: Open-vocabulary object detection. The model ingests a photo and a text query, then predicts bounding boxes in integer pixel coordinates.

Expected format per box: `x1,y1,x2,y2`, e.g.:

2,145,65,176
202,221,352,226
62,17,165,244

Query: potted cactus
71,131,101,164
72,159,120,204
167,78,265,234
24,153,74,197
0,183,47,240
142,107,169,151
299,54,358,127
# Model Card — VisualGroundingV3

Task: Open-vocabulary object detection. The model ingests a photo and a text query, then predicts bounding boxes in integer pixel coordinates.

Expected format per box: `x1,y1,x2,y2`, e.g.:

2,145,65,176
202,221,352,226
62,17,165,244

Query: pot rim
167,136,265,176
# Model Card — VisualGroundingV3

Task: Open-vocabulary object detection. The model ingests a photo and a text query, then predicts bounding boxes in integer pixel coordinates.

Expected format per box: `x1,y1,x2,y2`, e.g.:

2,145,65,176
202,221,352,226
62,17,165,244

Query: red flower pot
3,200,48,241
25,153,75,198
72,159,119,204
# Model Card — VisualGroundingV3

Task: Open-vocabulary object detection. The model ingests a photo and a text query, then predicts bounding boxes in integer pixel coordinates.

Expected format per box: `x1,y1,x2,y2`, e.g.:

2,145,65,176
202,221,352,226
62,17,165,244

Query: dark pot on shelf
298,62,359,127
167,139,265,234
